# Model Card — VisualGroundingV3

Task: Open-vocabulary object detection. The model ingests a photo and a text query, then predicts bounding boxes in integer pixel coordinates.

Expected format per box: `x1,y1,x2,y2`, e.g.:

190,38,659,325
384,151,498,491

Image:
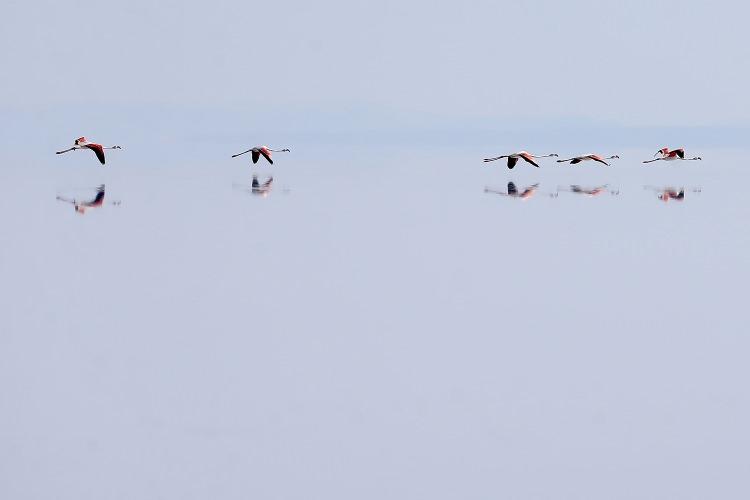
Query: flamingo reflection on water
252,175,274,196
644,186,701,202
558,185,619,197
56,185,121,214
484,182,540,200
233,175,274,197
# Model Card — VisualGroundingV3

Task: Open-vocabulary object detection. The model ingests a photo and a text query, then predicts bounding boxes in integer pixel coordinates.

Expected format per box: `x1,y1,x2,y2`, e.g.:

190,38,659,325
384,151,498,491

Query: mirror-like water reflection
56,184,121,214
558,184,620,197
644,185,702,202
3,148,747,500
484,182,543,200
233,175,275,197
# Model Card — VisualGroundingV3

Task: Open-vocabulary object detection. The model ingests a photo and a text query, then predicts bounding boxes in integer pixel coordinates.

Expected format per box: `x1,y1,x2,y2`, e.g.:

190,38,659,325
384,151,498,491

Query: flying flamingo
56,185,120,214
56,137,122,165
231,146,290,165
556,154,620,166
483,151,558,169
643,148,701,163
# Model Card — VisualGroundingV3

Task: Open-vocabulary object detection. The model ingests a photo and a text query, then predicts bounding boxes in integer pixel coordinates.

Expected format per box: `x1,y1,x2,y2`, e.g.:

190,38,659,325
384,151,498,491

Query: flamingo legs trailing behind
56,137,122,165
483,151,558,169
557,154,619,166
232,146,290,165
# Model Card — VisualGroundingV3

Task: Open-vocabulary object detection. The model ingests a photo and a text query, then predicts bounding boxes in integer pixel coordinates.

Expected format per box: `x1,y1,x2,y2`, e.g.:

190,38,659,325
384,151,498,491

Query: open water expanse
1,146,748,499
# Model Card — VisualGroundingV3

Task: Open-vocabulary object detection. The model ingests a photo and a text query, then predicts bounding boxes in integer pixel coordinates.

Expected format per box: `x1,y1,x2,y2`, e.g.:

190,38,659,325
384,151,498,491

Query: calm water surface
1,147,748,499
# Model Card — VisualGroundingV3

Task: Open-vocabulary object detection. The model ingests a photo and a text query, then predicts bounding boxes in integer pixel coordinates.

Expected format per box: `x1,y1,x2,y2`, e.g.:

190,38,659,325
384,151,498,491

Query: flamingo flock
52,135,707,206
54,136,702,170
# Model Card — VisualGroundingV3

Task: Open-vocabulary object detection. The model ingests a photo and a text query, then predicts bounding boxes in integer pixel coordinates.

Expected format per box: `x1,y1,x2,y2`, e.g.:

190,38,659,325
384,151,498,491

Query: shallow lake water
1,146,748,499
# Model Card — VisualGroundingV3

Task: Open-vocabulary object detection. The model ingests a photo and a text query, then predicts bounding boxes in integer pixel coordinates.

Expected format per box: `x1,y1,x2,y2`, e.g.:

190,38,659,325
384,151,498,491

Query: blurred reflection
644,186,702,202
558,184,620,197
56,185,120,214
233,175,274,197
484,182,540,200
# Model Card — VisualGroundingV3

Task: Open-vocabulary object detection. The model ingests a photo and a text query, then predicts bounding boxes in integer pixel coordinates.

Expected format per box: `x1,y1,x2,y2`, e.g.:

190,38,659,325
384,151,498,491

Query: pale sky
2,0,749,137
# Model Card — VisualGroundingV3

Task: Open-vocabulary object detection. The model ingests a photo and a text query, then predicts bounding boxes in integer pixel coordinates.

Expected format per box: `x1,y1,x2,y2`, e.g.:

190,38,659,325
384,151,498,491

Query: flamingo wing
507,156,519,169
252,150,260,164
88,189,106,207
260,149,274,164
519,154,540,168
673,149,685,159
590,156,610,166
570,158,582,164
85,144,106,164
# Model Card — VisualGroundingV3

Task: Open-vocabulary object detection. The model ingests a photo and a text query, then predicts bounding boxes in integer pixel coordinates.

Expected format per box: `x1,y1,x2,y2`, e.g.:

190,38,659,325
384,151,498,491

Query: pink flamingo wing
85,143,106,164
